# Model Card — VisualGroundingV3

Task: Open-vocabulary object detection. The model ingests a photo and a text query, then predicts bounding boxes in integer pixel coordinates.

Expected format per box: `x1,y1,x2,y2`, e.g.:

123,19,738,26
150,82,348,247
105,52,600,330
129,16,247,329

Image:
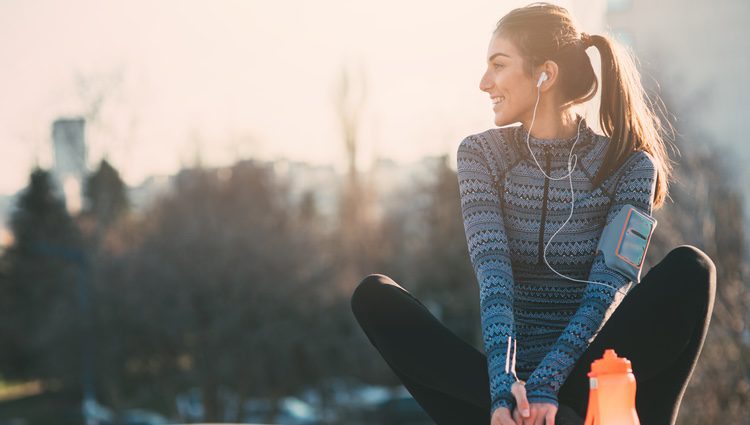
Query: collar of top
514,114,594,161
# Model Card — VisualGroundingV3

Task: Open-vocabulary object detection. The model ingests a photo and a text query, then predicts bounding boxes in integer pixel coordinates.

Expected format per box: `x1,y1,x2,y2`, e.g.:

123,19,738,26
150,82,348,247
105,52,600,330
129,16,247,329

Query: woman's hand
509,380,557,425
491,407,516,425
490,380,532,425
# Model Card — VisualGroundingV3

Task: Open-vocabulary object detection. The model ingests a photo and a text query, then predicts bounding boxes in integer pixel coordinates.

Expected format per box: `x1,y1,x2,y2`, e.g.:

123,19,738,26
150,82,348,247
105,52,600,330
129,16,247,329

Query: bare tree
331,62,382,293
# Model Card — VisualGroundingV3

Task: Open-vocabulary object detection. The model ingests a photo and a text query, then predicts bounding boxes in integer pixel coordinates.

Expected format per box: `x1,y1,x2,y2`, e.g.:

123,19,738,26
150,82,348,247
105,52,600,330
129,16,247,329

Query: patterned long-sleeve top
456,116,657,413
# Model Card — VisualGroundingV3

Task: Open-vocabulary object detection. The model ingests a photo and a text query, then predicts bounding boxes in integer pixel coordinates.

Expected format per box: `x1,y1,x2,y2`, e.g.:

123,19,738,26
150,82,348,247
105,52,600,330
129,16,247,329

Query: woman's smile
492,96,506,111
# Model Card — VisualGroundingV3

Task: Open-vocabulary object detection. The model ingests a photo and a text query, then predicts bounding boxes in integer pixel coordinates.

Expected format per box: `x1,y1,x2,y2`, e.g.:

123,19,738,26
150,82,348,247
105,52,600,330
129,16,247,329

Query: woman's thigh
558,245,716,419
351,273,492,410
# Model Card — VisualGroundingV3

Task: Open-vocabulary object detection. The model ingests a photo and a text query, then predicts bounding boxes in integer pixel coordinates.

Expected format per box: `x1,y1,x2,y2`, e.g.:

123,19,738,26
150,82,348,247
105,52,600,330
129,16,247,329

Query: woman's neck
523,107,580,141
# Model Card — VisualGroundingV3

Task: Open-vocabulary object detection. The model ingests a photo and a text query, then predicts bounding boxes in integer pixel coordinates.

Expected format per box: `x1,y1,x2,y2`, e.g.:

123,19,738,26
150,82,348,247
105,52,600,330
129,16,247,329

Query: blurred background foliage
0,32,748,425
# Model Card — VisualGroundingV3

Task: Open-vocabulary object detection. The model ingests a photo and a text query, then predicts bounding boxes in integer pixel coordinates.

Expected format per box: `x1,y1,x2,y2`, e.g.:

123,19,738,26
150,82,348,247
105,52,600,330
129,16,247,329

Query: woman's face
479,35,538,127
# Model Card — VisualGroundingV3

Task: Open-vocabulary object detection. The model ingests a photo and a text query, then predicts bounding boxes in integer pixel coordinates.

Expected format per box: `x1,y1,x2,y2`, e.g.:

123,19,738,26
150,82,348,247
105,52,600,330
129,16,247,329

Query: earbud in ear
537,72,548,87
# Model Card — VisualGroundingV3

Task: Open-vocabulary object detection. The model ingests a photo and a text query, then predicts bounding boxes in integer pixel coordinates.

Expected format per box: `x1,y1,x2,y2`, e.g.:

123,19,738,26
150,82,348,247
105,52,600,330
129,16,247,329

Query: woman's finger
523,409,536,425
545,408,556,425
494,407,516,425
503,416,517,425
511,381,530,418
533,410,546,425
512,407,523,425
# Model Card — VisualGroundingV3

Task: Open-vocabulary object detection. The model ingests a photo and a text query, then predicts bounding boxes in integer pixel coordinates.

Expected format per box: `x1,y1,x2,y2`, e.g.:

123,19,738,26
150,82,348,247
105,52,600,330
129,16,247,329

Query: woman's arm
457,134,518,412
523,151,658,406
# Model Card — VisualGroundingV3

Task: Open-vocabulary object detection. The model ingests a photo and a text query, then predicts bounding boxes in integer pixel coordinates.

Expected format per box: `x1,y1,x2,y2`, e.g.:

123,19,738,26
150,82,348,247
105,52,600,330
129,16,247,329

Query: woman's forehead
487,35,519,61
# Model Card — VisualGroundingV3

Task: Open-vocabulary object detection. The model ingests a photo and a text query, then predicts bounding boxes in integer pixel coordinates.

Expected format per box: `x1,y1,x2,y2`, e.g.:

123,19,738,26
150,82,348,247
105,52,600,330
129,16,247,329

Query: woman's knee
350,273,401,318
661,245,716,302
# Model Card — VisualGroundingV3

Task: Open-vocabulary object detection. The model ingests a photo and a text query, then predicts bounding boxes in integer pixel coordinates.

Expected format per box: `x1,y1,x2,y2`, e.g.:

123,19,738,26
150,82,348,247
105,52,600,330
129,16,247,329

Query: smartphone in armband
596,205,657,283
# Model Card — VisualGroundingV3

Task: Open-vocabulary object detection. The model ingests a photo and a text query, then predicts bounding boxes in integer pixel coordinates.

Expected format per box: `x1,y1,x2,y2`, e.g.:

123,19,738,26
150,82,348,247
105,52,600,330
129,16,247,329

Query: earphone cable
527,82,630,297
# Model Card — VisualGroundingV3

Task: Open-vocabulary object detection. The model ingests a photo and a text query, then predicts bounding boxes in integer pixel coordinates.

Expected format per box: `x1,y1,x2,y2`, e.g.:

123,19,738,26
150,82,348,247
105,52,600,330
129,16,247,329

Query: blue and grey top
456,116,657,412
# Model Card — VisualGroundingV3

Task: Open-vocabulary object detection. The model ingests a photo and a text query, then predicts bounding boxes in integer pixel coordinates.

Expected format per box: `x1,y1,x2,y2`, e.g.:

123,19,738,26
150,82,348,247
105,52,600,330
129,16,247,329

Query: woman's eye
493,63,504,70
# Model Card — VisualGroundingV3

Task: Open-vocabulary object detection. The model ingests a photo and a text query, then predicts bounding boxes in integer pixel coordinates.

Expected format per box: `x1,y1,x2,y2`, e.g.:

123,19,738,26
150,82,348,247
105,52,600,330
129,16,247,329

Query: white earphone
527,70,629,297
537,71,548,87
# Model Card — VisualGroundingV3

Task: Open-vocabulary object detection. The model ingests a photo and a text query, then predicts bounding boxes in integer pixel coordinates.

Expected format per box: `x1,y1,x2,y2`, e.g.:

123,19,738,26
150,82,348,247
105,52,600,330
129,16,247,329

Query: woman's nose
479,72,492,92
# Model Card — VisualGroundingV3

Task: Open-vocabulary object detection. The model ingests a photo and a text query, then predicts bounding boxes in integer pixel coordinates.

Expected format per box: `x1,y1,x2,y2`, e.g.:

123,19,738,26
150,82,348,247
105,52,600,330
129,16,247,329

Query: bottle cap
588,349,633,376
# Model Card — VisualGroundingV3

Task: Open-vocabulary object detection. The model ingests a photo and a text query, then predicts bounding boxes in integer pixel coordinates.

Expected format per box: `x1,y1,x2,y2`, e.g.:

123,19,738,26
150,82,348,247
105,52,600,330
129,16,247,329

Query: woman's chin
493,113,514,127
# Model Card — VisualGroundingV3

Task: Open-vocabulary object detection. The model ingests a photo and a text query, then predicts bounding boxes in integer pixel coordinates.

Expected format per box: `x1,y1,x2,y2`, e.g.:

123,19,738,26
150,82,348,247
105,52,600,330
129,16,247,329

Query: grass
0,382,82,425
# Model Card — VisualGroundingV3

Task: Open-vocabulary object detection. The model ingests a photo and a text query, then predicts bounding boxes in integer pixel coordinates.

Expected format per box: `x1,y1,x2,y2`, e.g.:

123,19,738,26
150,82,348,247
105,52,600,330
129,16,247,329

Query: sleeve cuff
490,371,518,413
491,396,515,413
526,390,559,407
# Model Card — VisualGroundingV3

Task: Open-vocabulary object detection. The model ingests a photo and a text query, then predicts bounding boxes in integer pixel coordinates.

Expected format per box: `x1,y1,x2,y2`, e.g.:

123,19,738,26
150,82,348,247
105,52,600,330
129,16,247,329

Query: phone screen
616,209,654,267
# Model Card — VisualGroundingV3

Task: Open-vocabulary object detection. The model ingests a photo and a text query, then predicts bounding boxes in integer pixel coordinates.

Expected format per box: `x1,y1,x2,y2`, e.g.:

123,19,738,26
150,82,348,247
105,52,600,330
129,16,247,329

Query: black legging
350,245,716,425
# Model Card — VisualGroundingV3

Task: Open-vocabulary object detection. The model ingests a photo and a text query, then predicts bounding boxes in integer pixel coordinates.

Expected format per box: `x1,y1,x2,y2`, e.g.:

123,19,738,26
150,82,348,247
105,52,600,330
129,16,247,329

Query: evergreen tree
84,159,129,230
0,168,84,386
80,160,131,412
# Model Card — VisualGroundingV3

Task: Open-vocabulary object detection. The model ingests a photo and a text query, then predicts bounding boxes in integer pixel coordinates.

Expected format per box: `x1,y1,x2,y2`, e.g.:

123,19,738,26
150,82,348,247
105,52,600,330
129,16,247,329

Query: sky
0,0,603,195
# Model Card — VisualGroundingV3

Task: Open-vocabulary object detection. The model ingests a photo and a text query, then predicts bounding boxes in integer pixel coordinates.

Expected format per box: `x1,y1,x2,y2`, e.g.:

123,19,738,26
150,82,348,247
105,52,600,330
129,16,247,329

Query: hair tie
580,32,593,48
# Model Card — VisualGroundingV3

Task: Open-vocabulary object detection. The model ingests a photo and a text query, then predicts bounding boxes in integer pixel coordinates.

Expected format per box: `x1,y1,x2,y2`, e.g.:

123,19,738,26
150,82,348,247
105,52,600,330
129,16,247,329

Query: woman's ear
539,60,560,91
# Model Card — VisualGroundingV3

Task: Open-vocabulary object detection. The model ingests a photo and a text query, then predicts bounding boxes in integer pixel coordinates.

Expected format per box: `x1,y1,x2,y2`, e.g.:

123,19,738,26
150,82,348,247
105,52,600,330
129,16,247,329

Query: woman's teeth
492,97,505,105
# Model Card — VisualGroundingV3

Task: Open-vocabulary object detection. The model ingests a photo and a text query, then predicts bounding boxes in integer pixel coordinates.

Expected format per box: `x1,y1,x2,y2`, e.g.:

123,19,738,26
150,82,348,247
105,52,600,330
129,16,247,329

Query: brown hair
493,2,675,209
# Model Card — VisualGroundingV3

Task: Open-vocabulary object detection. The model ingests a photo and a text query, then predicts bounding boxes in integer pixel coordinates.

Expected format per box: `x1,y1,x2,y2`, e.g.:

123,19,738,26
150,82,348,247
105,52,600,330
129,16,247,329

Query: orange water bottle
583,349,640,425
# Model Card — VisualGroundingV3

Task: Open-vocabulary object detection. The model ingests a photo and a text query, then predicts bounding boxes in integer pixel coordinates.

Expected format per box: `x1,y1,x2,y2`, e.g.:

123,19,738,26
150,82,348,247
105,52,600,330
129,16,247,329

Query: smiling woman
351,3,716,425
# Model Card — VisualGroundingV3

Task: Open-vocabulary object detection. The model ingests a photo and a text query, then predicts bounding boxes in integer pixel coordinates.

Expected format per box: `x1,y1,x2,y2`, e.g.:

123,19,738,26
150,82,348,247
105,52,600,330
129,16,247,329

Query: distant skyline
0,0,604,195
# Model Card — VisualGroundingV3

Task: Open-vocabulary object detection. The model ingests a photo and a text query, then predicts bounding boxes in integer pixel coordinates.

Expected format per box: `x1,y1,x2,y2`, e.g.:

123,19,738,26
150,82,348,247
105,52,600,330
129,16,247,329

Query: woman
350,3,716,425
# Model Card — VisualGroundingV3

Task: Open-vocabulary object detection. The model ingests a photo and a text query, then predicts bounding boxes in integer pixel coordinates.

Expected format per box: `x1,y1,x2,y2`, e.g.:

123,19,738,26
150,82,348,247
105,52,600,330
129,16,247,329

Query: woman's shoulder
618,149,657,175
604,149,657,193
457,126,520,170
633,149,656,166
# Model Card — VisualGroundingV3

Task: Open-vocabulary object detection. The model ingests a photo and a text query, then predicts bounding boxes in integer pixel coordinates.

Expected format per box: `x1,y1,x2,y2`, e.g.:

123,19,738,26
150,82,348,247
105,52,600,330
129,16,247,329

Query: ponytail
588,33,676,209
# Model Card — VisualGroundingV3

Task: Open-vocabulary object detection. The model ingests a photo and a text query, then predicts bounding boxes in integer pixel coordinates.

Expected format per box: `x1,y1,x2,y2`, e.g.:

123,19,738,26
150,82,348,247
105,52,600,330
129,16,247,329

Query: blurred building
272,158,340,225
269,156,448,234
606,0,750,167
127,174,175,212
606,0,749,142
369,156,446,223
605,0,750,223
52,117,88,214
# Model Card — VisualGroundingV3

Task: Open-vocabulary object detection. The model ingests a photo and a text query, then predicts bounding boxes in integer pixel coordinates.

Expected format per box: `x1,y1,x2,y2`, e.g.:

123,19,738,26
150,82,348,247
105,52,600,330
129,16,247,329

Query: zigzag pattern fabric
456,116,657,412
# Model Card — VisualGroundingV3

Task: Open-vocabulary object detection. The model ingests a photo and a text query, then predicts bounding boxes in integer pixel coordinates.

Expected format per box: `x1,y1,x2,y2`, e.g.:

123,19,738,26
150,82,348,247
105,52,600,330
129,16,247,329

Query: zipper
538,151,551,264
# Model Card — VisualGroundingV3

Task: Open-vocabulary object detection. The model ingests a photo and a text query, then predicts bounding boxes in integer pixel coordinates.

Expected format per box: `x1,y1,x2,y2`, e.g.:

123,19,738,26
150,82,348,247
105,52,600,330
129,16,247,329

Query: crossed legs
350,245,716,425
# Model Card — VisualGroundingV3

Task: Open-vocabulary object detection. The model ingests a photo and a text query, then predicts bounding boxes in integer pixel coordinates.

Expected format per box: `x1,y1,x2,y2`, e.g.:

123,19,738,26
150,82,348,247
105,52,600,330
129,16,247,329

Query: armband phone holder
596,204,657,283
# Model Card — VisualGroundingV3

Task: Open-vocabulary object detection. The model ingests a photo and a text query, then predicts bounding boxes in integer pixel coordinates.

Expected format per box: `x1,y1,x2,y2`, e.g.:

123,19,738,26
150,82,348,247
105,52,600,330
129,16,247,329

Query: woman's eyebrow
488,52,511,62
